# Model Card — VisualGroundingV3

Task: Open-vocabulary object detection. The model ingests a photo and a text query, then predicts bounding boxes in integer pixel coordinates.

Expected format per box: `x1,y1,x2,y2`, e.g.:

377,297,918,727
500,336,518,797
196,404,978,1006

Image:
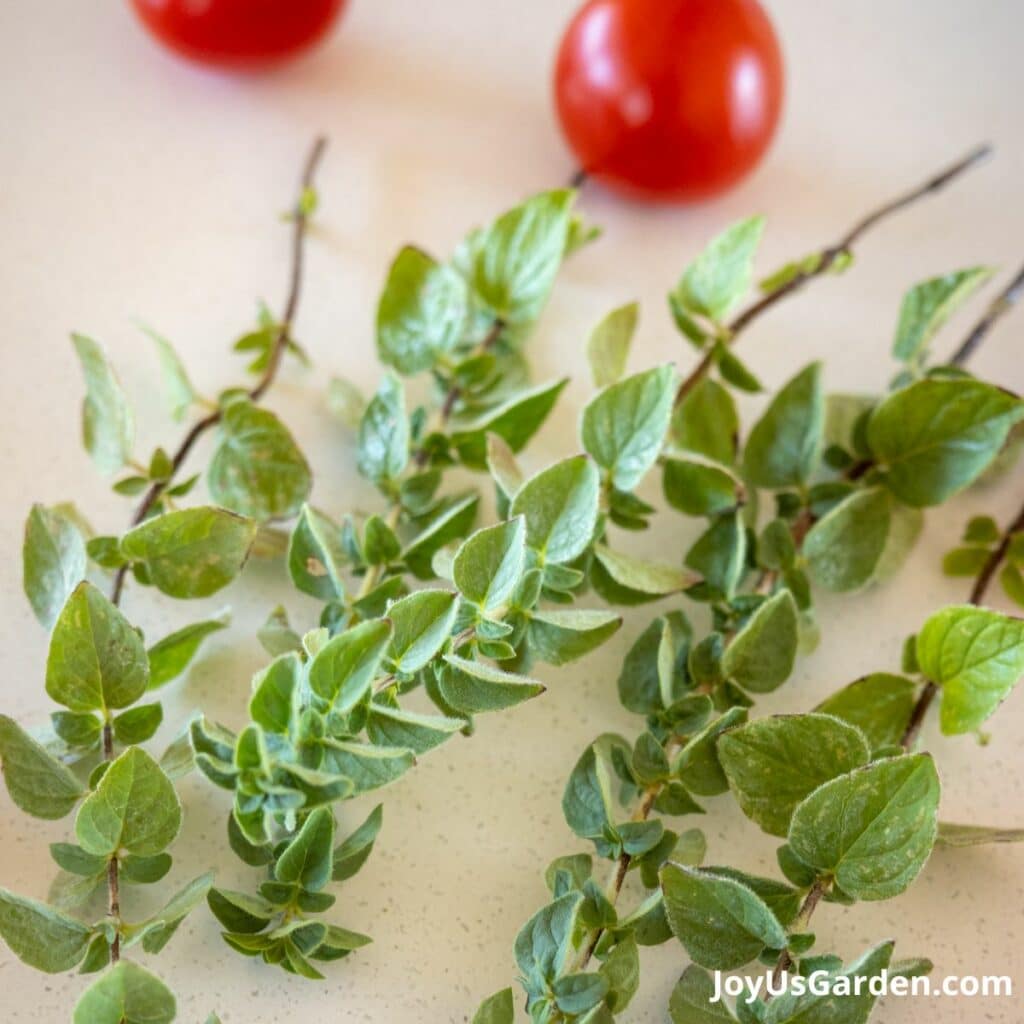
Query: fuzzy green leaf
675,707,747,797
308,619,393,714
0,887,92,973
684,511,746,600
788,754,940,900
46,581,148,712
23,504,88,629
804,487,892,592
358,374,409,485
387,589,459,673
73,961,176,1024
288,505,347,601
453,518,526,613
332,804,384,881
402,493,480,579
127,871,214,954
563,743,614,839
595,544,696,597
147,616,227,690
365,705,462,754
439,654,545,713
671,378,739,466
321,739,415,792
275,807,335,891
669,964,737,1023
916,605,1024,735
528,608,622,666
72,333,134,475
582,365,676,491
473,987,515,1024
121,506,257,599
815,674,917,750
673,217,764,322
112,703,163,745
514,892,582,988
587,302,637,388
249,653,301,733
722,591,798,693
718,714,871,836
662,458,741,518
0,714,85,819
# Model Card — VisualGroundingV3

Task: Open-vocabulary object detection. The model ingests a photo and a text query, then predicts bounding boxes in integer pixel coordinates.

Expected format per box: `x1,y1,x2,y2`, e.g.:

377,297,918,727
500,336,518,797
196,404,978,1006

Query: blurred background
0,2,1022,1021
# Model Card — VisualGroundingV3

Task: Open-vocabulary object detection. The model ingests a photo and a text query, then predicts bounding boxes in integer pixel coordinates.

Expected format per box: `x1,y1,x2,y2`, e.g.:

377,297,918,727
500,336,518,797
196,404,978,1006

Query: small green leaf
127,871,214,954
332,804,383,881
815,673,917,750
288,504,348,601
675,707,747,797
0,714,85,819
718,713,871,836
587,302,637,388
387,589,458,673
673,216,765,322
377,246,467,374
207,887,277,933
804,487,892,592
867,379,1024,506
511,455,599,565
916,605,1024,735
112,703,163,745
76,747,182,857
563,743,614,839
208,398,311,520
248,653,300,733
453,518,526,613
73,961,176,1024
582,365,676,491
438,654,545,713
365,705,462,754
120,852,173,885
669,964,737,1023
528,608,622,666
276,807,335,892
942,546,992,577
473,987,515,1024
121,505,257,599
662,458,741,518
594,544,696,597
46,581,148,712
553,972,609,1015
671,378,739,466
23,504,87,629
660,864,787,970
788,753,940,900
600,933,640,1012
402,493,480,579
0,887,92,973
147,616,228,690
326,376,366,427
308,619,393,714
722,591,798,693
743,362,824,489
684,511,746,600
72,333,134,475
358,374,409,485
514,892,582,988
321,739,414,792
142,326,198,421
892,267,993,364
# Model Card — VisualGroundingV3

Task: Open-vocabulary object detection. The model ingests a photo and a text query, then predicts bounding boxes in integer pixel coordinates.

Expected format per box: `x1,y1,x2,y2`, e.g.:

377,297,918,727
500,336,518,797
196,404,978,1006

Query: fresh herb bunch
474,154,1024,1024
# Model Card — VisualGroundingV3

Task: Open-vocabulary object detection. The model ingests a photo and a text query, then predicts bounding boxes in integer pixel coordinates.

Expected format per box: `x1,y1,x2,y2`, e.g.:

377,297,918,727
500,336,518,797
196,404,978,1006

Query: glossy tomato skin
129,0,348,68
554,0,784,201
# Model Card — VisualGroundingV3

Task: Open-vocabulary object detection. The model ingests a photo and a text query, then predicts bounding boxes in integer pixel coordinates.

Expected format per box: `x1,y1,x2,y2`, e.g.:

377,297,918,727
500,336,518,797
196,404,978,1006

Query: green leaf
892,267,993,364
120,852,172,884
669,965,737,1023
248,653,301,733
528,609,622,666
112,703,163,745
815,673,917,750
0,714,85,819
0,887,92,972
671,378,739,466
675,707,747,797
50,842,108,877
582,365,676,491
804,487,892,592
718,713,871,836
288,504,348,601
147,615,228,690
514,892,582,988
257,605,302,658
788,753,940,900
743,363,824,489
332,804,384,881
936,822,1024,847
438,654,545,713
553,972,609,1015
144,327,198,421
52,710,102,749
387,589,458,673
463,189,575,327
358,374,409,485
208,398,311,520
322,738,414,792
450,379,568,469
511,455,599,565
377,246,467,374
453,518,526,613
72,333,134,474
207,887,277,932
46,581,148,712
916,605,1024,735
660,864,787,970
673,216,765,322
76,747,182,857
308,619,393,714
127,871,214,954
276,807,335,891
663,458,741,518
23,504,87,629
327,376,366,426
473,987,514,1024
867,379,1024,506
942,545,992,577
365,705,463,754
594,544,696,597
600,933,640,1012
722,591,798,693
73,961,176,1024
587,302,637,388
684,511,746,600
563,743,613,839
121,506,257,599
402,493,480,579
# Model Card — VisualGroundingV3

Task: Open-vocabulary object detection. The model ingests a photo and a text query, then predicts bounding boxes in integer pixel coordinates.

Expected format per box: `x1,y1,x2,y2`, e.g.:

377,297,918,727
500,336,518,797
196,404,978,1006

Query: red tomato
554,0,784,201
129,0,348,68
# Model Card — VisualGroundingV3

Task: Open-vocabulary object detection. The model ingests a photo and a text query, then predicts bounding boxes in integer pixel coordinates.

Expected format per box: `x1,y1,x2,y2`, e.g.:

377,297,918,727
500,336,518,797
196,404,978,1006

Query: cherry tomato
554,0,784,201
129,0,348,68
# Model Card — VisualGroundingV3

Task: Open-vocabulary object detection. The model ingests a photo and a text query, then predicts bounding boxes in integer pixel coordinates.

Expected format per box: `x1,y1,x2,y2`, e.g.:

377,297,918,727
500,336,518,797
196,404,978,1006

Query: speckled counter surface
1,1,1022,1020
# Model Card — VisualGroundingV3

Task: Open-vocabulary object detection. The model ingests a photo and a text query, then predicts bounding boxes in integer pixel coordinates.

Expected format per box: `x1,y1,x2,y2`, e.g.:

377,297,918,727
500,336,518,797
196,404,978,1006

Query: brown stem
100,721,122,962
675,143,992,404
901,495,1024,749
769,876,831,989
109,136,328,606
949,262,1024,367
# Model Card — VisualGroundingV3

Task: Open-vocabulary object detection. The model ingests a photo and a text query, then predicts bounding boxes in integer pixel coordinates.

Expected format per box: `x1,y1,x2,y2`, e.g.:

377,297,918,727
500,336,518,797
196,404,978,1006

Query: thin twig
769,876,831,991
675,144,992,404
949,262,1024,367
568,168,589,190
108,137,327,606
901,496,1024,750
